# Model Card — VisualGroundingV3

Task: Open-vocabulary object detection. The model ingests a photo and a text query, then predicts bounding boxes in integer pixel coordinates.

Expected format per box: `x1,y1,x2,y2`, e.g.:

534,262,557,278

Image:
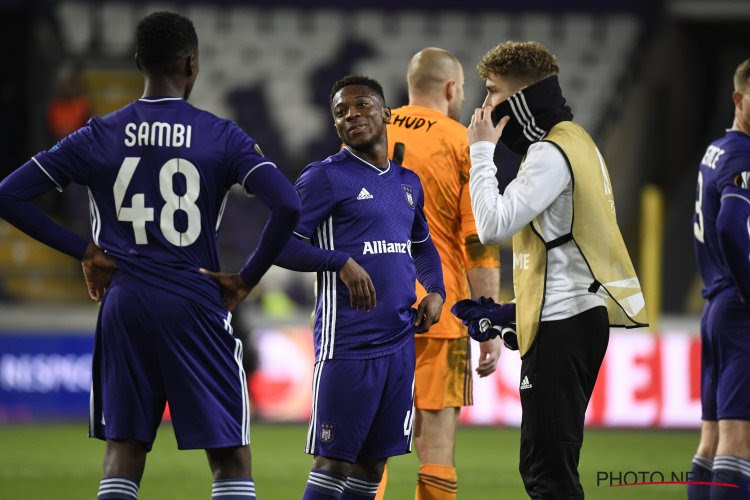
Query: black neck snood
491,75,573,155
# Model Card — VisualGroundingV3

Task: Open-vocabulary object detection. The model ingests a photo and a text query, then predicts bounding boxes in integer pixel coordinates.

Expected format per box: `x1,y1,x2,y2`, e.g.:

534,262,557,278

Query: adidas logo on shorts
357,187,374,200
520,376,533,390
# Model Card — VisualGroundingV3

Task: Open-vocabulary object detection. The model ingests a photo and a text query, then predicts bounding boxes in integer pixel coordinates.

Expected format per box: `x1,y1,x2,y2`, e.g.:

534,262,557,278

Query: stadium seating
55,2,643,161
18,2,642,304
0,221,89,302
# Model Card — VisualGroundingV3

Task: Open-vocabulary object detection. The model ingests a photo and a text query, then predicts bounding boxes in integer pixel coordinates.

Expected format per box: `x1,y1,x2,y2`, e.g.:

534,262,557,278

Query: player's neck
733,117,750,137
408,94,448,117
346,145,389,170
141,77,187,99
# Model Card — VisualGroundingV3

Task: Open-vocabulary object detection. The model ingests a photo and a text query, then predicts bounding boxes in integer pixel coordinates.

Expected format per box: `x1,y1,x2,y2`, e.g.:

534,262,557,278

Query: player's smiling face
332,85,391,149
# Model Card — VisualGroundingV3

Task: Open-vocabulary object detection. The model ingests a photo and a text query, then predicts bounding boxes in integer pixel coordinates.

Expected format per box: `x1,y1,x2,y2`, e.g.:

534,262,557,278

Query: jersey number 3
694,171,705,243
114,157,202,246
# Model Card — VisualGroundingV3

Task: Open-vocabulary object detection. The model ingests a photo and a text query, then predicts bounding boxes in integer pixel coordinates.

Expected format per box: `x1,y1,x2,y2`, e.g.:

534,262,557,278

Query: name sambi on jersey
294,148,430,360
31,97,275,307
693,130,750,299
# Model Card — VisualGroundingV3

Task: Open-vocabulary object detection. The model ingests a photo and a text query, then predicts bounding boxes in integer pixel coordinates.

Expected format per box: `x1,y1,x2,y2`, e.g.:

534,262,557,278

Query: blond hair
734,58,750,92
477,41,558,86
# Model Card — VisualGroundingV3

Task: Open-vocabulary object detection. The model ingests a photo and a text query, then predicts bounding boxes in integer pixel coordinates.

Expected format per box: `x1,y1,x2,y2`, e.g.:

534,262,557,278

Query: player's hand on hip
339,257,377,311
199,269,252,312
476,336,502,378
467,106,509,146
81,241,117,302
414,292,444,333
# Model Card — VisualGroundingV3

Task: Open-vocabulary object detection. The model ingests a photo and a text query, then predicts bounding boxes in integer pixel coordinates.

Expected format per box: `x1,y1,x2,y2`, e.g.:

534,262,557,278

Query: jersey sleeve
459,172,479,242
31,125,94,189
716,152,750,190
470,140,570,244
717,183,750,301
293,165,337,239
225,122,278,194
0,160,89,259
410,177,430,244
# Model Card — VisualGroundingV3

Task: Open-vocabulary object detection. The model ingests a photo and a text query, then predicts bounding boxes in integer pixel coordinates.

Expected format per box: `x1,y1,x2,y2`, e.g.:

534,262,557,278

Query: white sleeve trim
469,141,570,244
240,161,277,194
293,231,311,240
412,233,431,244
721,192,750,207
31,157,63,192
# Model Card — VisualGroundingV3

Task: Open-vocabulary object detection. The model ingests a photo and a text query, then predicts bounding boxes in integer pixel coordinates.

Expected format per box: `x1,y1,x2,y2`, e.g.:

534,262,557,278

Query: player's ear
446,80,456,101
733,90,744,110
186,53,197,77
383,105,391,124
134,52,142,72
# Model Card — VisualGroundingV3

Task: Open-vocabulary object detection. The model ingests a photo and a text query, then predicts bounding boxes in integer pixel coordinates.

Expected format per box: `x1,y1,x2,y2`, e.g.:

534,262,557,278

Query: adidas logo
357,187,374,200
520,376,533,390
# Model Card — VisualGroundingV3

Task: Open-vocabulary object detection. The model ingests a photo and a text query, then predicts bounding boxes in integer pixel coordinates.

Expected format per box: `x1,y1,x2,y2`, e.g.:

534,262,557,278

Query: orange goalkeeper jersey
387,105,498,339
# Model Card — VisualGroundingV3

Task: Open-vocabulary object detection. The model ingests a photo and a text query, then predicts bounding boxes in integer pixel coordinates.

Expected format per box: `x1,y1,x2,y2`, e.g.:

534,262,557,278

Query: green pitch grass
0,423,697,499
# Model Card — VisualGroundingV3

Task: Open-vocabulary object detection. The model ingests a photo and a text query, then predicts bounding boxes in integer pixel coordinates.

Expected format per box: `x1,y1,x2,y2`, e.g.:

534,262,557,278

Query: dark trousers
519,306,609,499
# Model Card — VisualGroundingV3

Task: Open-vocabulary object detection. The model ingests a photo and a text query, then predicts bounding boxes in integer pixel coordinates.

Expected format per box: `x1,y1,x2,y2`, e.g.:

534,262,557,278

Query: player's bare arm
81,241,118,302
466,267,502,377
339,257,377,312
464,235,502,376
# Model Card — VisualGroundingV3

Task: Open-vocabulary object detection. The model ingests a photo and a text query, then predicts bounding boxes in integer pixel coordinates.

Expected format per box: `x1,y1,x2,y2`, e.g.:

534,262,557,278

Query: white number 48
114,157,202,246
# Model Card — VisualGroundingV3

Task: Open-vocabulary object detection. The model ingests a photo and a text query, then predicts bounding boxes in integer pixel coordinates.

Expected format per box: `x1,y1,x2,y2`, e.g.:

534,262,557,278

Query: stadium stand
56,2,643,162
0,221,89,302
0,2,645,304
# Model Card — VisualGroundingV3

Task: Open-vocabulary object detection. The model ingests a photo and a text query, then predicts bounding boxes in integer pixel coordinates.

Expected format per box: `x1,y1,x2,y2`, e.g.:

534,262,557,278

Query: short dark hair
135,11,198,75
329,75,385,107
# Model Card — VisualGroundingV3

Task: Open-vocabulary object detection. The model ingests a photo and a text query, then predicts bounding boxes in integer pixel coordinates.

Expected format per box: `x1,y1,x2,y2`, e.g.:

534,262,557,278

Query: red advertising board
248,328,702,428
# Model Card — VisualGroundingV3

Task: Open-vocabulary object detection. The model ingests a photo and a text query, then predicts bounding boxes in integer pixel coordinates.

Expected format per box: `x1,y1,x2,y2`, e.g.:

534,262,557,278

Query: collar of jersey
343,147,391,176
138,97,184,103
397,104,445,118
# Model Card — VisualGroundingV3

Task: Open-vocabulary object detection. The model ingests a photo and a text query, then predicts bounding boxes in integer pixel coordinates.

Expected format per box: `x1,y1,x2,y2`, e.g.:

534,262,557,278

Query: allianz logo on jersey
363,239,412,257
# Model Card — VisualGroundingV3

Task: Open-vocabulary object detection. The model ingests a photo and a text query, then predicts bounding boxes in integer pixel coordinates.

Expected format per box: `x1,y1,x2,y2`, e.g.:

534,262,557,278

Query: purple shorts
89,274,250,450
305,339,416,462
701,287,750,421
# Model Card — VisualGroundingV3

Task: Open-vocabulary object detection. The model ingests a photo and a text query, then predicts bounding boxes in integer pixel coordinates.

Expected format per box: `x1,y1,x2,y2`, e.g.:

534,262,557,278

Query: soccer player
0,12,300,500
465,41,648,498
688,58,750,500
271,75,445,500
376,47,501,500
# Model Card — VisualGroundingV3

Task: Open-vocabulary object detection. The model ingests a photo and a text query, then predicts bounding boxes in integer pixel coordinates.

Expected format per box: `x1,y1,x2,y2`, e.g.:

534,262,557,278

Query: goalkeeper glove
451,297,518,350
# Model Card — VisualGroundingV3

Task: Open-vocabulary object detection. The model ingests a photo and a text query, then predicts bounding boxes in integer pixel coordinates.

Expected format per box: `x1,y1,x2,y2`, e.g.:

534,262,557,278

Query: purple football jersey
31,97,275,308
294,148,430,360
693,130,750,299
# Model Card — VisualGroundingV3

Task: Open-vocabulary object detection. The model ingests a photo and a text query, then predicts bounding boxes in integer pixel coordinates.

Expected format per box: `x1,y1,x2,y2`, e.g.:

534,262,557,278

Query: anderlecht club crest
402,184,415,209
320,423,335,443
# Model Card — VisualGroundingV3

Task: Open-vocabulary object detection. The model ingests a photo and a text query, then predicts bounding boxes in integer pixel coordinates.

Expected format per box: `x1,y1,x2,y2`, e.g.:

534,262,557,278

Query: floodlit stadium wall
0,320,701,428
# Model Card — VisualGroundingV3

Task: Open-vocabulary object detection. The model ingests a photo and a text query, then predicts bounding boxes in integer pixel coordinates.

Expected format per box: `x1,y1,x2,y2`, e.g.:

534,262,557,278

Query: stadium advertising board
0,334,93,420
249,328,702,428
0,329,700,427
